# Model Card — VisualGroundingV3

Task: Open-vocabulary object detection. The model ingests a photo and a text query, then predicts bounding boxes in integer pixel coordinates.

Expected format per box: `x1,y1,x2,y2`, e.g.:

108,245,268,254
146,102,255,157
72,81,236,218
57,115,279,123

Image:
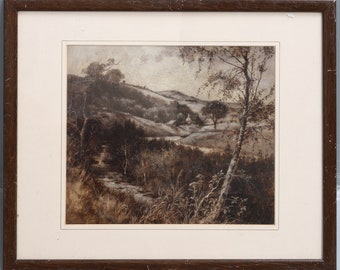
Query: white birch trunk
205,58,251,223
205,116,247,222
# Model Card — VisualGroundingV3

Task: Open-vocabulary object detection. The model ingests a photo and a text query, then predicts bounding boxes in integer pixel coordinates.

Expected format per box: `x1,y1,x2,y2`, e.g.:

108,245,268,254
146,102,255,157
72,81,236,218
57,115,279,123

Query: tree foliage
201,100,228,129
105,69,125,85
82,58,123,83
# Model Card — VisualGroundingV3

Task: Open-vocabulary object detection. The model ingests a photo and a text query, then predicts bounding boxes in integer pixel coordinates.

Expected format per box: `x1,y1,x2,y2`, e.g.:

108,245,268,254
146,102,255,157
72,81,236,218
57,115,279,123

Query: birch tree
180,46,275,222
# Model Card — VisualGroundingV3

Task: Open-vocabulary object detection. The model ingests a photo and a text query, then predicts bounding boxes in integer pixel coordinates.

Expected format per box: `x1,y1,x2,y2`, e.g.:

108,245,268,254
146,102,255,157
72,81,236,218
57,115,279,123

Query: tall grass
66,153,274,224
66,167,142,224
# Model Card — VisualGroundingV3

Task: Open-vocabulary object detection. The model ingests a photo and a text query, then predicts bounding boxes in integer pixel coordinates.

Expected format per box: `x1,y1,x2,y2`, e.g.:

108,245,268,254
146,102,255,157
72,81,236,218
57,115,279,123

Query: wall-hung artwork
4,0,336,269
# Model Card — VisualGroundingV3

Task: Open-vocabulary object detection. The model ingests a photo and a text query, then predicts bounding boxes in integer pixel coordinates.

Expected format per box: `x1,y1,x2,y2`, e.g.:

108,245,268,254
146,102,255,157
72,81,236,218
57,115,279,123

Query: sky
67,45,275,101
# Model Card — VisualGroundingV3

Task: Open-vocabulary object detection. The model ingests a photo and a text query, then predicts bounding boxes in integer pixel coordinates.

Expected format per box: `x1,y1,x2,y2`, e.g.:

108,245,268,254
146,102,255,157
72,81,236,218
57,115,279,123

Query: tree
105,69,125,85
82,62,106,81
180,46,275,223
78,59,123,164
82,58,120,82
107,120,145,178
202,100,228,129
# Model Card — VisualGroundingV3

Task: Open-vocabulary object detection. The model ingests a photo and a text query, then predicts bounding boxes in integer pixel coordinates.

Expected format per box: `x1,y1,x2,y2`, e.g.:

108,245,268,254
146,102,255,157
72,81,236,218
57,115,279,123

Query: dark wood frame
4,0,336,269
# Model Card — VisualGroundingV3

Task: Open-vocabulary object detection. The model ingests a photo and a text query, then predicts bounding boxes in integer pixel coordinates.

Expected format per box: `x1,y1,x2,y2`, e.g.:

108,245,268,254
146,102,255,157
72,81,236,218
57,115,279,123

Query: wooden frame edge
322,1,337,269
4,0,18,269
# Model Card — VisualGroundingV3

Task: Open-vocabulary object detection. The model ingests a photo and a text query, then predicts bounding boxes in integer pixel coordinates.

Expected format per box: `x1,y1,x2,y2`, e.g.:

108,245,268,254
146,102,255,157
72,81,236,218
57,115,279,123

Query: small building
185,114,192,124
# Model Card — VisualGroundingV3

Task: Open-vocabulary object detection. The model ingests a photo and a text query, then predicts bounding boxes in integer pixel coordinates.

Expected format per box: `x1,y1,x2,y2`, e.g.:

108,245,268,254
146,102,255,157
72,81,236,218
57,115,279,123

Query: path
91,145,154,205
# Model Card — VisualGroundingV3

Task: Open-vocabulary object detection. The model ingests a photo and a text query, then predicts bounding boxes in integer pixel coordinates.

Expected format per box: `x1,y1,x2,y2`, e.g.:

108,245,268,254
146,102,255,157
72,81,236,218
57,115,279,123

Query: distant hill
68,77,209,127
159,90,206,114
159,90,202,103
67,76,242,143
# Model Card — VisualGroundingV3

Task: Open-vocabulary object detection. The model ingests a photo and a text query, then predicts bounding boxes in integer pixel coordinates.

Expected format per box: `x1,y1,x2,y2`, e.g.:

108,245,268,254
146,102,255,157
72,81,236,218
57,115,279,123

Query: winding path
91,146,154,205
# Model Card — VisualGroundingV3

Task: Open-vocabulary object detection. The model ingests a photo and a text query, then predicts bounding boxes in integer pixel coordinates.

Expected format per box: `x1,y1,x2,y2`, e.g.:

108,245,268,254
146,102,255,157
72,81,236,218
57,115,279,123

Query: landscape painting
66,45,276,224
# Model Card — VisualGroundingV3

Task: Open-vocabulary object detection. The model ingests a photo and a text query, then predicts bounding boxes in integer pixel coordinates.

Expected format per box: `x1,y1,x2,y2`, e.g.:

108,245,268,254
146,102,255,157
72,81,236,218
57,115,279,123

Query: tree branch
217,56,243,69
224,49,245,66
248,68,265,111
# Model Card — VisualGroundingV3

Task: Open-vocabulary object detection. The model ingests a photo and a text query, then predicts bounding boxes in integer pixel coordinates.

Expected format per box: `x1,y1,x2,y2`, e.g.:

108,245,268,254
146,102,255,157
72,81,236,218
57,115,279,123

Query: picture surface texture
66,45,275,225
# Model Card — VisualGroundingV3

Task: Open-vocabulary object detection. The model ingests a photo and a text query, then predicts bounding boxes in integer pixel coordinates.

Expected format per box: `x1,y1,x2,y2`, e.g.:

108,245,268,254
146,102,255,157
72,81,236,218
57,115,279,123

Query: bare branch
217,56,243,69
224,48,245,66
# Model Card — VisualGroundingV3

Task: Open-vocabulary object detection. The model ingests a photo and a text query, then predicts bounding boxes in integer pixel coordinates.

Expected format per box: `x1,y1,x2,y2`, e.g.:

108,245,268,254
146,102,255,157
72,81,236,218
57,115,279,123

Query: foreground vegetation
67,119,274,224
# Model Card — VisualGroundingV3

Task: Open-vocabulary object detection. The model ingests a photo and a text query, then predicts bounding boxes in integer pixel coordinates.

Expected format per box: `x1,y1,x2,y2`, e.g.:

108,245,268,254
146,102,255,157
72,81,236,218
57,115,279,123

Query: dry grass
66,167,140,224
66,153,274,224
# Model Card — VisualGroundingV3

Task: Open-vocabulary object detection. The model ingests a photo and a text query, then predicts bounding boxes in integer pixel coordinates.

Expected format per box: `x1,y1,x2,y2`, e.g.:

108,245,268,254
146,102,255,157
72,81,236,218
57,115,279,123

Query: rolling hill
67,76,251,154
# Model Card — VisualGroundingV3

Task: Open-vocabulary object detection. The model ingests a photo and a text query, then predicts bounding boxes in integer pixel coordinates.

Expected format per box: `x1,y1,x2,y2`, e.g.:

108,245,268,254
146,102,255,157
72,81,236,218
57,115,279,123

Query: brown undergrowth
66,152,274,224
66,167,143,224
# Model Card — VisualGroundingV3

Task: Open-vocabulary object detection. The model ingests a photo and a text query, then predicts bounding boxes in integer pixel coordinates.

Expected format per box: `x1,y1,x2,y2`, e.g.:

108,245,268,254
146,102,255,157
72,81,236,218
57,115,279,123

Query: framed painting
4,0,336,269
